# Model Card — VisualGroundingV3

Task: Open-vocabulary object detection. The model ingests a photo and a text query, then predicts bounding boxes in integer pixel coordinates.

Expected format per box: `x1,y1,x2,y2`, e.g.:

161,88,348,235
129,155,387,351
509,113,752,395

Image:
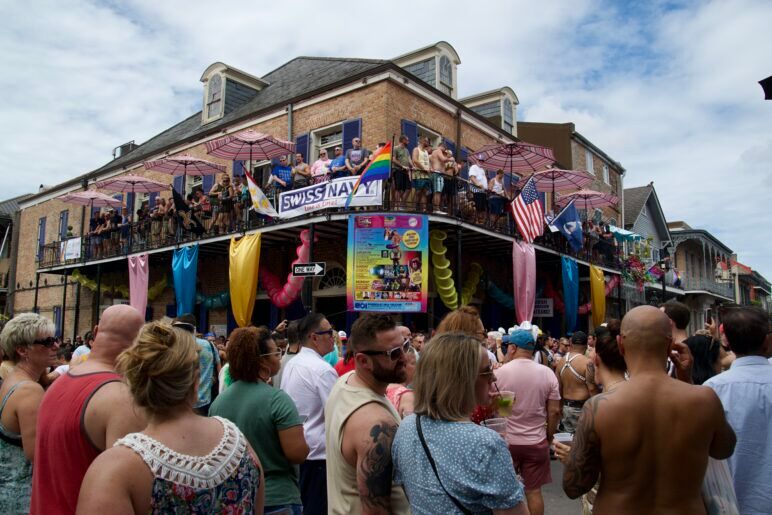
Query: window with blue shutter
459,148,470,180
202,174,215,194
149,192,158,209
233,160,245,177
295,133,309,162
442,138,456,156
342,118,362,153
58,210,69,240
126,192,135,215
53,306,62,338
37,216,46,260
401,120,418,153
173,176,184,195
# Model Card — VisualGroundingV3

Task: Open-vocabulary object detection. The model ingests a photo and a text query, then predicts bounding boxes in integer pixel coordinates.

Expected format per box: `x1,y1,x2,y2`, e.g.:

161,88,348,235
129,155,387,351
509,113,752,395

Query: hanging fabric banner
172,245,199,316
589,265,606,327
128,253,149,317
229,233,262,327
512,241,536,323
562,256,579,333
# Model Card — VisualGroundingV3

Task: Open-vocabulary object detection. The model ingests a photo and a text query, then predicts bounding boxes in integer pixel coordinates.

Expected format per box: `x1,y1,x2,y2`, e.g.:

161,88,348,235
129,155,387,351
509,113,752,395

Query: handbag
701,458,739,515
416,415,473,515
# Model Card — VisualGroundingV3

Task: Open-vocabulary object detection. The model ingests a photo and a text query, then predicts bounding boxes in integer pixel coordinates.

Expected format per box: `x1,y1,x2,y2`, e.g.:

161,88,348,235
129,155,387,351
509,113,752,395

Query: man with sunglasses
280,313,338,515
324,313,410,514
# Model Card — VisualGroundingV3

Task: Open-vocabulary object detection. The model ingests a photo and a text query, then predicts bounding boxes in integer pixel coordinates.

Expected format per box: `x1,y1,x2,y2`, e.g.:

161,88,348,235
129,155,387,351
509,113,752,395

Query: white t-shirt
54,364,70,375
468,164,488,191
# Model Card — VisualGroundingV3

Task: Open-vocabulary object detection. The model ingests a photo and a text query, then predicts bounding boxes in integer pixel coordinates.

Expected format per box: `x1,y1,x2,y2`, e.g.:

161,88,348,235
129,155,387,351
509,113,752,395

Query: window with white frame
417,124,441,148
439,55,453,96
585,148,594,174
186,176,204,197
602,163,610,184
503,98,514,134
205,73,223,122
311,123,344,162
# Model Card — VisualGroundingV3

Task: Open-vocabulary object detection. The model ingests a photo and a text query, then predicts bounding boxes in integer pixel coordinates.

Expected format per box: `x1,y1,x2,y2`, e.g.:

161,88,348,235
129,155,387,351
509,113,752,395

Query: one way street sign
292,262,326,277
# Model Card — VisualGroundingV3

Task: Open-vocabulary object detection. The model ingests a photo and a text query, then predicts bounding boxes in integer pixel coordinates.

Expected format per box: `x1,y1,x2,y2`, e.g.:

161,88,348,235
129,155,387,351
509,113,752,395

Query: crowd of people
1,299,768,514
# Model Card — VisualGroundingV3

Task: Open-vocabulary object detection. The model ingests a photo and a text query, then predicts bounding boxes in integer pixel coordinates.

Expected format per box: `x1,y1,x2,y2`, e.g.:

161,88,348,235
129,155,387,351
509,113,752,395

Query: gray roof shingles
0,193,33,219
623,184,652,227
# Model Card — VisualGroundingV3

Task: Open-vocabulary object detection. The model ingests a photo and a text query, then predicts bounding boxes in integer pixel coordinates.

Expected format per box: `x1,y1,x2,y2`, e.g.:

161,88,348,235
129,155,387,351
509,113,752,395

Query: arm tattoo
358,421,398,513
585,361,595,384
562,393,608,499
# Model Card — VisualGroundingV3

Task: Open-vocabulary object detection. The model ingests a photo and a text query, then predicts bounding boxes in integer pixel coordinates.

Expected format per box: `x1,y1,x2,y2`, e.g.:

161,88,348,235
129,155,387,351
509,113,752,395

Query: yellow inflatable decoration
589,265,606,328
229,233,262,328
70,269,168,301
429,231,483,309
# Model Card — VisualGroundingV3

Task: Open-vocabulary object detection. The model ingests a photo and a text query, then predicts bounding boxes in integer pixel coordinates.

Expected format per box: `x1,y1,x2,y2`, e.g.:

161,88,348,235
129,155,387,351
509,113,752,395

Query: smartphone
706,309,713,325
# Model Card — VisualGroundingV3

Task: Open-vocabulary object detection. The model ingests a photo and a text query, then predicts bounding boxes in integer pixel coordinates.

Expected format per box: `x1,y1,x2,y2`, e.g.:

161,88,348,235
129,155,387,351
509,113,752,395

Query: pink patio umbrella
470,141,556,176
205,130,295,173
143,154,226,193
529,167,595,211
556,188,619,214
59,190,124,237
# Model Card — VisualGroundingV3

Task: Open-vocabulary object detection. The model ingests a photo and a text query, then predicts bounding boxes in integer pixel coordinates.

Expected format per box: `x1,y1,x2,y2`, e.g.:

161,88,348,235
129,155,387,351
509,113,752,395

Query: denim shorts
413,178,432,193
431,172,445,193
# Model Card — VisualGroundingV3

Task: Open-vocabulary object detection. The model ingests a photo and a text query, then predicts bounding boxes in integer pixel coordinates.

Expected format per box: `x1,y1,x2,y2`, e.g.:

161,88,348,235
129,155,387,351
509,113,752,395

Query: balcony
38,178,622,271
680,276,734,300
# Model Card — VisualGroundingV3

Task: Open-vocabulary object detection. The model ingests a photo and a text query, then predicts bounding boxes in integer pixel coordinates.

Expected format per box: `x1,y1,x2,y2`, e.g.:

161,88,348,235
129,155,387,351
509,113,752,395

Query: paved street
544,459,583,515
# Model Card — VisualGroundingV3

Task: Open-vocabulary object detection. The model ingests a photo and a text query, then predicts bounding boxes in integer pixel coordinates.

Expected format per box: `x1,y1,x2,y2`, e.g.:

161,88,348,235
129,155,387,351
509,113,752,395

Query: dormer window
503,98,514,134
206,74,223,120
439,55,453,96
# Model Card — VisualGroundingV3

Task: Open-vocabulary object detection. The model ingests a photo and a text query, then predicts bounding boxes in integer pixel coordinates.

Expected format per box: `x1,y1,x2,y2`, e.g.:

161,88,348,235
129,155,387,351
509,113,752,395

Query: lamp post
659,257,671,303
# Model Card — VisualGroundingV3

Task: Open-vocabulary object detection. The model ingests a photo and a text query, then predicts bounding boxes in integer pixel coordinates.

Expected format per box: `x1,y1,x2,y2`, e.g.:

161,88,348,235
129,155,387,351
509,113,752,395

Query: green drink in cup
495,390,515,417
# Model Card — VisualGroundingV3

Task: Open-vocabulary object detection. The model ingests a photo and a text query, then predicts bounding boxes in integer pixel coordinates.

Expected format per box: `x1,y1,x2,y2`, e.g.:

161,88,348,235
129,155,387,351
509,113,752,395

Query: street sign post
292,262,326,277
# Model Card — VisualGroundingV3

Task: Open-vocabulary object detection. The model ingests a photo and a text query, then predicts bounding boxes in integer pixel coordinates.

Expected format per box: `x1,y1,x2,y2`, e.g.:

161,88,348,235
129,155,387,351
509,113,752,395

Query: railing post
61,270,68,338
33,273,40,313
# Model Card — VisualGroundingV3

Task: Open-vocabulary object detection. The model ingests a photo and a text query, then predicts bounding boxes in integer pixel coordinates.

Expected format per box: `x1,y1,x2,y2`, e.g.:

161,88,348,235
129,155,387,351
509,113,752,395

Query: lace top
116,416,260,513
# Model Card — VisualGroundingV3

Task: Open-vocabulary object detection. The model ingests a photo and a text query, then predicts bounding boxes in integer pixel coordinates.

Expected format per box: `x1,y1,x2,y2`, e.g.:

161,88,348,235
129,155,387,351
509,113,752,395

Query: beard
371,358,407,384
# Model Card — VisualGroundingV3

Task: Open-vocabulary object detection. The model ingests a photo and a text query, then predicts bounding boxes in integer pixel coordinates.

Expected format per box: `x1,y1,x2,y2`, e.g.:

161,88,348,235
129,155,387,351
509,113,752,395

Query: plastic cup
482,417,507,438
495,391,515,417
553,432,573,448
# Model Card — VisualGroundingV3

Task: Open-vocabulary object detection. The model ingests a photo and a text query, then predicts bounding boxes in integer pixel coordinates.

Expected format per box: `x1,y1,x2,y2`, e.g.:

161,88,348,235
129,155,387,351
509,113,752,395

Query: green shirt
209,381,303,506
394,145,411,169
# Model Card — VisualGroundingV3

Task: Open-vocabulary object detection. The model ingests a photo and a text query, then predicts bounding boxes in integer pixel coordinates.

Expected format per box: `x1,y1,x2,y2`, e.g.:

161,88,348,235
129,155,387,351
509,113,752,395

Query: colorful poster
278,176,383,218
347,214,428,312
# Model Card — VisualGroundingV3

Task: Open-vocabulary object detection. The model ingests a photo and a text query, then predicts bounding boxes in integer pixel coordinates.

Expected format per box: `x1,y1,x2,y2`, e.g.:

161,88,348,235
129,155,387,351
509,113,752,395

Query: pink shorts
508,439,552,490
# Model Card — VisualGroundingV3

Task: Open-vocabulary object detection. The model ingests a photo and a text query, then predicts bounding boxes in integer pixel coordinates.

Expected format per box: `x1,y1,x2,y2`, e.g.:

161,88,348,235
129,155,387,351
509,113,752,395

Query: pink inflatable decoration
577,275,620,315
260,229,316,308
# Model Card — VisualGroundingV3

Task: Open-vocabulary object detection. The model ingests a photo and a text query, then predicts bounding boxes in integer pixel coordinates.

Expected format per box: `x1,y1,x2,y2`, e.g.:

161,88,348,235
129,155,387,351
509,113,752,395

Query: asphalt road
543,459,583,515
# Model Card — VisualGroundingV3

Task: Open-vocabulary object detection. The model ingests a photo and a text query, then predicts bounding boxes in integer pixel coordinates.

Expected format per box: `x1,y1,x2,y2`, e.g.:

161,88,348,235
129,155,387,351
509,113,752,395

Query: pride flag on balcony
345,142,392,208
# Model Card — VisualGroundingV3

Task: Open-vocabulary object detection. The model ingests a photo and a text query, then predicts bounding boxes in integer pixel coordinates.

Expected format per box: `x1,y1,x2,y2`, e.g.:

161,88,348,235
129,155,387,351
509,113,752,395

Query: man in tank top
324,313,410,514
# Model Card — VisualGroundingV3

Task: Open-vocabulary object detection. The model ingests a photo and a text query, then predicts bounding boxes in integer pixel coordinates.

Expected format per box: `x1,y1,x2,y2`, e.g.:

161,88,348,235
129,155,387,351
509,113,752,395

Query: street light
658,257,671,302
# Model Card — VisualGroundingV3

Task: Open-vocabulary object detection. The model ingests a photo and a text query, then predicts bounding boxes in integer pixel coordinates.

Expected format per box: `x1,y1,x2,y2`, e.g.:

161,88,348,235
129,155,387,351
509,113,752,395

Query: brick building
12,42,624,338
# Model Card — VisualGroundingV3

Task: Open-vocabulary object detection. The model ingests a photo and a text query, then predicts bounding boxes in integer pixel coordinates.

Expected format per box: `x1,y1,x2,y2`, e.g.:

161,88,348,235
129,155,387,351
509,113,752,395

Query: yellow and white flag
245,170,280,217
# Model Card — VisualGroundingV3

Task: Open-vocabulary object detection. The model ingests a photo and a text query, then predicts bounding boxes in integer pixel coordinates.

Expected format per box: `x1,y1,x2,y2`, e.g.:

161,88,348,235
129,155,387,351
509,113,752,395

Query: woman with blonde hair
0,313,57,513
77,322,264,514
392,332,527,514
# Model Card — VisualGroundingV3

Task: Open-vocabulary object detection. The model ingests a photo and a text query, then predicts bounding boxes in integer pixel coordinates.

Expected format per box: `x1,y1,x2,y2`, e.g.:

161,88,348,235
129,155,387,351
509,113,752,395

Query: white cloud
0,0,770,278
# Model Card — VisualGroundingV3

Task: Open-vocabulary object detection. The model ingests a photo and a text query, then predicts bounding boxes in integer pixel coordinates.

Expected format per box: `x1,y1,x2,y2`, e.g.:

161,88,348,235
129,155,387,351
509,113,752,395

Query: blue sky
1,0,770,279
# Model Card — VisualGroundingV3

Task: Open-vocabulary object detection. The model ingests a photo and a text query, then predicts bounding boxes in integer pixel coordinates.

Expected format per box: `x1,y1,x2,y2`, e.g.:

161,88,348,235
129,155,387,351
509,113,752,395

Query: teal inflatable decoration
196,291,230,310
487,280,514,310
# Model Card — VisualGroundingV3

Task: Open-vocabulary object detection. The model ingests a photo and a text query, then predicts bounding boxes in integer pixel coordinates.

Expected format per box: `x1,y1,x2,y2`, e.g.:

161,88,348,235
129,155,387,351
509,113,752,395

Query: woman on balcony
488,169,507,228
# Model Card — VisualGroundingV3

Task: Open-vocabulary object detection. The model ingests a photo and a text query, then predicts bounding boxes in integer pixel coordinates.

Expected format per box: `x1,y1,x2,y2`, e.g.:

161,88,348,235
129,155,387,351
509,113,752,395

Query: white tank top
416,148,430,170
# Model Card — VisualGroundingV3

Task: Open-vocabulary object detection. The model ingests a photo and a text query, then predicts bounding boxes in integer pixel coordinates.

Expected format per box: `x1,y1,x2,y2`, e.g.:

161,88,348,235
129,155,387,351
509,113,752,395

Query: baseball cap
338,330,347,341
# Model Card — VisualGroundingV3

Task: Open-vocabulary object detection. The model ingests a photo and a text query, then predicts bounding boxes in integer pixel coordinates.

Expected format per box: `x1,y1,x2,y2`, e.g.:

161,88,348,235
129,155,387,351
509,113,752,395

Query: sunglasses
260,350,283,358
478,366,495,380
32,336,58,348
314,328,334,337
359,339,410,361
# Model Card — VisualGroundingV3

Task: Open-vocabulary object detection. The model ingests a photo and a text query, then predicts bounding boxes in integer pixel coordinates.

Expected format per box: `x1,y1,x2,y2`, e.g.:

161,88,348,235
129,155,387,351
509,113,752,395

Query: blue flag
551,200,584,252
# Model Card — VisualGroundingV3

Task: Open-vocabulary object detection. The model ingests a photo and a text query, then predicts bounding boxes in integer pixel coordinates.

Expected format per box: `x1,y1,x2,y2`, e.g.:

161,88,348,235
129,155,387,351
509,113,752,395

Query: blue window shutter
342,118,362,153
401,119,418,153
459,148,470,180
126,192,135,214
149,192,158,209
295,133,309,162
59,210,69,239
173,176,184,195
37,217,46,260
53,306,62,338
442,137,456,156
202,174,215,194
233,160,245,177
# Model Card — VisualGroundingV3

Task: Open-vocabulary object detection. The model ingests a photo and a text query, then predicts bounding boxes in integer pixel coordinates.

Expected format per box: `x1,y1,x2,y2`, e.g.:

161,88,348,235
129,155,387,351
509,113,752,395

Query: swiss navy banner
278,176,383,218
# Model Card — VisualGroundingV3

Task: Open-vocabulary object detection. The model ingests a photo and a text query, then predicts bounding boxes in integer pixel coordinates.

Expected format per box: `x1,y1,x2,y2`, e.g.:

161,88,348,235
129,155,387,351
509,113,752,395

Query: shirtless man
429,142,452,213
554,331,599,433
411,137,432,211
562,305,736,515
31,305,147,515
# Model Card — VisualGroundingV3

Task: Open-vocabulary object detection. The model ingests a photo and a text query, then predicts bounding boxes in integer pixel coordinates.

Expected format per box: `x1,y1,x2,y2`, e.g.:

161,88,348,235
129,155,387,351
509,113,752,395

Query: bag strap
416,415,473,515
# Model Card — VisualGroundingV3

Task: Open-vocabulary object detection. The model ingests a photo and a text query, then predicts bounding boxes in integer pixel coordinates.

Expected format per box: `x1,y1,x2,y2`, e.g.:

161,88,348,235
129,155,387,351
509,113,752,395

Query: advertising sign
347,214,428,312
534,298,554,317
278,176,382,218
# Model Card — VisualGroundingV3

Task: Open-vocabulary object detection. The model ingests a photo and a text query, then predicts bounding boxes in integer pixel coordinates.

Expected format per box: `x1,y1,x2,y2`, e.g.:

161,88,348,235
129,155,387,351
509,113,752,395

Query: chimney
113,140,138,160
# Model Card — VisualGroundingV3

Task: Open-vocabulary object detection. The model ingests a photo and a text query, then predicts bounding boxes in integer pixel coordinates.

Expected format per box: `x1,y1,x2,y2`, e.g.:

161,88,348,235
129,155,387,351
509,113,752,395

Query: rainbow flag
345,142,392,208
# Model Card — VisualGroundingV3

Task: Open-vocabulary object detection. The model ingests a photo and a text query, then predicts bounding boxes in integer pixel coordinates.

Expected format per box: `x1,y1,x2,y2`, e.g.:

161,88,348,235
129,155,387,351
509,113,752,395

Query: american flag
511,176,544,243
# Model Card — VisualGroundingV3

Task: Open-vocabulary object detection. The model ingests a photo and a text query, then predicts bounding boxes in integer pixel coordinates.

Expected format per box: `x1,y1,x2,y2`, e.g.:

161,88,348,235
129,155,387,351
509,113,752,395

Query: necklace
603,378,626,391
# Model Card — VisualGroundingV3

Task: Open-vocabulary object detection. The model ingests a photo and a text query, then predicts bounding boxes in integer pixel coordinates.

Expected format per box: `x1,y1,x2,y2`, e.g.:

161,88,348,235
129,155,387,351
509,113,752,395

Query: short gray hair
0,313,55,361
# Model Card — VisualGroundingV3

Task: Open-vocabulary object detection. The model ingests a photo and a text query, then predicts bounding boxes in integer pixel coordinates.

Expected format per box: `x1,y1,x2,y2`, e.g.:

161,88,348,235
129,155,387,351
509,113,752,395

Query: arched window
206,74,223,120
503,97,514,133
439,55,453,95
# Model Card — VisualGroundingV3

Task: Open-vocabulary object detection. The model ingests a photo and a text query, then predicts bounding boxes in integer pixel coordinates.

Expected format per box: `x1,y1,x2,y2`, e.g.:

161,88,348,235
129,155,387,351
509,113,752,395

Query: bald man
31,305,147,515
561,306,735,515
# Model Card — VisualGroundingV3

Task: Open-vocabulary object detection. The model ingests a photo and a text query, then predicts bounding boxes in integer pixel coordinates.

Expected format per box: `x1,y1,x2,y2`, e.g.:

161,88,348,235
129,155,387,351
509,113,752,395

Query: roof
392,41,461,64
25,57,388,201
623,184,651,226
459,86,519,105
0,193,33,219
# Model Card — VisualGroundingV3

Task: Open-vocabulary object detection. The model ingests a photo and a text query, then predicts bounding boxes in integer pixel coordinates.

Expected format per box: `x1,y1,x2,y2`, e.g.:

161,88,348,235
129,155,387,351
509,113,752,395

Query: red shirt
31,371,121,515
333,358,356,376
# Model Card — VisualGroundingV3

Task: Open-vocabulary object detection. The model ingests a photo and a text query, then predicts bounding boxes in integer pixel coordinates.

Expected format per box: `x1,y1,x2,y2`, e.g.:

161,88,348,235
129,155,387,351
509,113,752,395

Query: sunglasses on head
359,339,410,361
314,328,334,337
32,336,58,348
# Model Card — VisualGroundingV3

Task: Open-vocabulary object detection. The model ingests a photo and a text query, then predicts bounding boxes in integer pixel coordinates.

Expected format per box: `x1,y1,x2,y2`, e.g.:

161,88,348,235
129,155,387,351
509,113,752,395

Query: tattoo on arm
562,395,606,499
358,421,398,514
